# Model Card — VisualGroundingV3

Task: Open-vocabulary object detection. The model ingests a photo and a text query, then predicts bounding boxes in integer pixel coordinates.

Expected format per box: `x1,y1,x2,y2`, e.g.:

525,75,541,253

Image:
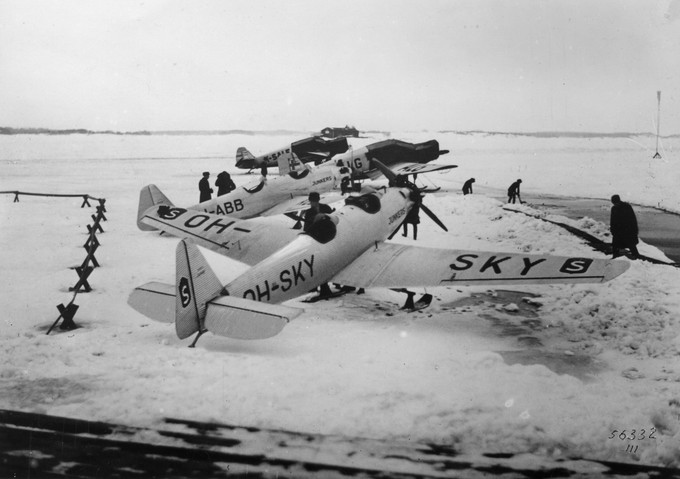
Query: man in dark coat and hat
215,171,236,196
610,194,640,259
401,201,420,240
199,171,213,203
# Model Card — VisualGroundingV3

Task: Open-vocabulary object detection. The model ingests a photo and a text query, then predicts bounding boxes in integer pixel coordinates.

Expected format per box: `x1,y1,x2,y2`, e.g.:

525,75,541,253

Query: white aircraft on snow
137,160,353,232
235,135,349,173
128,160,630,347
329,138,455,183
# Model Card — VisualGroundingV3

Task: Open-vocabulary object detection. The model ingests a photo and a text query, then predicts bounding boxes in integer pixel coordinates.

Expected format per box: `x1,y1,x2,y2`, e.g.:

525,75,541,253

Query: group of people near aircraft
461,176,640,259
128,134,634,346
198,170,237,203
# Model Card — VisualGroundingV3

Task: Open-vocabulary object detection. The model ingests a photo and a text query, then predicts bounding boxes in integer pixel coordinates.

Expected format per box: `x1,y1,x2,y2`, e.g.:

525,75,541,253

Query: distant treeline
0,127,310,136
1,126,677,138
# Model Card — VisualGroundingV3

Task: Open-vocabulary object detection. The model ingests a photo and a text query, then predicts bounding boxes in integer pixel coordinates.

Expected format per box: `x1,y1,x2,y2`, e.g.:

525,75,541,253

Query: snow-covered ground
0,131,678,468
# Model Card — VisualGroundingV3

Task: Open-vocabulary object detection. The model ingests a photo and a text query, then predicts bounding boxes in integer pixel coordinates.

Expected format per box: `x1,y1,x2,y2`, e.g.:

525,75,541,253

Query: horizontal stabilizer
205,296,302,340
128,282,175,323
139,205,301,266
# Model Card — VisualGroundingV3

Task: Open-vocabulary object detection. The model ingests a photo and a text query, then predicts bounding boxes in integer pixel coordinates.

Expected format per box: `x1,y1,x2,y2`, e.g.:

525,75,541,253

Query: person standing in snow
610,194,640,259
462,178,475,195
507,179,522,204
215,171,236,196
198,171,213,202
402,202,420,240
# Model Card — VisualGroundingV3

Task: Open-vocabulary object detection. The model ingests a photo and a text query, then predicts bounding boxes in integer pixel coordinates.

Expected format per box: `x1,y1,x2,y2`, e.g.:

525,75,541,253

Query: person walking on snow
402,202,420,240
462,178,475,195
508,179,523,204
610,194,640,259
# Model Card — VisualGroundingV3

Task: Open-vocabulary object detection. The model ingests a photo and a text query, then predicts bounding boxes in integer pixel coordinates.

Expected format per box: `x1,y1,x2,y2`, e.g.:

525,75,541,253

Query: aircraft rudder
235,147,257,169
175,239,224,339
137,184,173,231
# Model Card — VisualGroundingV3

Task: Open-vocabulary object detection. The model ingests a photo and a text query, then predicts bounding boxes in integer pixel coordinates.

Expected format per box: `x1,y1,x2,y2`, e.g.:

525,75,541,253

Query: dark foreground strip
1,409,677,478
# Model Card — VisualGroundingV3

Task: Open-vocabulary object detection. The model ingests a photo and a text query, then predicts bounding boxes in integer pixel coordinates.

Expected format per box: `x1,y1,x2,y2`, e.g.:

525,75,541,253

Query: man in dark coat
402,202,420,240
610,194,640,259
508,179,522,204
462,178,475,195
215,171,236,196
199,172,213,202
303,192,334,233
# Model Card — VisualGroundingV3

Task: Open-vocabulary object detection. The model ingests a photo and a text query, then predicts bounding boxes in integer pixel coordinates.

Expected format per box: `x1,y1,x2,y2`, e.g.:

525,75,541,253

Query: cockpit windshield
243,181,266,194
343,193,381,214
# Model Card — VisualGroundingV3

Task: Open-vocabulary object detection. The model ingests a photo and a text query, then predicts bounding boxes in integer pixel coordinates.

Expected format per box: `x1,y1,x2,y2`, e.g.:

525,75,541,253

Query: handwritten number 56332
609,428,656,440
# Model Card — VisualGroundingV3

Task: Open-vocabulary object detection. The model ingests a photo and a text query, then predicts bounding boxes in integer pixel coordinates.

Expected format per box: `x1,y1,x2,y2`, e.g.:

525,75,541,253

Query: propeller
370,159,448,233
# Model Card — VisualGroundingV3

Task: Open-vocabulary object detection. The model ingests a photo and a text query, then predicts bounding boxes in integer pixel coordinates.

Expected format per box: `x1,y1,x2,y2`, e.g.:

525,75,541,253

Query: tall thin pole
654,91,662,159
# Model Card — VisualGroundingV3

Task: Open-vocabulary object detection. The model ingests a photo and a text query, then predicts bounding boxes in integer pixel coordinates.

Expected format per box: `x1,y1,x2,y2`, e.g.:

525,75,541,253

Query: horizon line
0,126,677,138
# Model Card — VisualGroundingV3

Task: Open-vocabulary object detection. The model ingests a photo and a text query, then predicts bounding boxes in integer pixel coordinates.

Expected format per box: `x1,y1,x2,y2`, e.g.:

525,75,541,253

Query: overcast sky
1,0,679,133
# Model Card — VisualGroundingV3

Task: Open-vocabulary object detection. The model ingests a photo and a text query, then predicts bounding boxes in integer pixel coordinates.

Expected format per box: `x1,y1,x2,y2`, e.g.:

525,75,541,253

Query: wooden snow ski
1,409,678,478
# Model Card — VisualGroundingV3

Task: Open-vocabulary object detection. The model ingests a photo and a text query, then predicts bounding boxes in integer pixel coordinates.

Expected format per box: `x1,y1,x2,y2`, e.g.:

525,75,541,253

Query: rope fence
0,190,104,207
1,190,108,333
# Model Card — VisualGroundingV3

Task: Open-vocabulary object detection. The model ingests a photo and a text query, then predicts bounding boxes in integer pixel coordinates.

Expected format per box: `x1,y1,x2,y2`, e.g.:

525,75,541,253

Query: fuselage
330,139,447,179
223,187,415,303
236,136,350,171
187,166,348,218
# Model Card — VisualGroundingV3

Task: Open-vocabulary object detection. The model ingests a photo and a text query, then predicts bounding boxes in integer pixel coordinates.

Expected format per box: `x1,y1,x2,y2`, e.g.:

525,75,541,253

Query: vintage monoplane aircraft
137,161,352,232
330,139,455,181
129,160,630,346
235,135,349,173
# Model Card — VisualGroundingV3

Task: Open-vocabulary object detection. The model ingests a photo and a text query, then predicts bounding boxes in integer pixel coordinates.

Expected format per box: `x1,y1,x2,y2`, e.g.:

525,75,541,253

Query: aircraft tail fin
276,151,302,175
175,239,224,340
138,184,173,231
176,239,300,340
235,147,257,169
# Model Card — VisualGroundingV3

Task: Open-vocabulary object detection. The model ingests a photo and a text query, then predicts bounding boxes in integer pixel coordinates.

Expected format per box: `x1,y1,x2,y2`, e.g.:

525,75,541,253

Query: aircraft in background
136,161,352,232
330,139,455,181
235,135,349,173
129,160,630,346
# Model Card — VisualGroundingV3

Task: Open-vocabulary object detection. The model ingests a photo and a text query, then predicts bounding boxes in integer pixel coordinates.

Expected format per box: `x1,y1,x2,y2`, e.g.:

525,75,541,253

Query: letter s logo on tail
179,277,191,307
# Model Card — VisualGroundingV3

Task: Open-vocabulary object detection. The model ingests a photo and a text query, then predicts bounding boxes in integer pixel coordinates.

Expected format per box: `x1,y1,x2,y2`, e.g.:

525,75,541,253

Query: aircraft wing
363,162,457,180
139,205,300,265
259,192,348,217
330,243,630,288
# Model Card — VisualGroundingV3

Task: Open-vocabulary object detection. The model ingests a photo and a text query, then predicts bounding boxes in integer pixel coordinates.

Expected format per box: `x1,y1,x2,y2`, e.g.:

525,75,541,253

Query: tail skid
137,184,173,231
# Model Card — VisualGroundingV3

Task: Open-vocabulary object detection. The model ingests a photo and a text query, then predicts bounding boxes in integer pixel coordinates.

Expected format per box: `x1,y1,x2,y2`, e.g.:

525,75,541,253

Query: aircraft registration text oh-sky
128,160,630,346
